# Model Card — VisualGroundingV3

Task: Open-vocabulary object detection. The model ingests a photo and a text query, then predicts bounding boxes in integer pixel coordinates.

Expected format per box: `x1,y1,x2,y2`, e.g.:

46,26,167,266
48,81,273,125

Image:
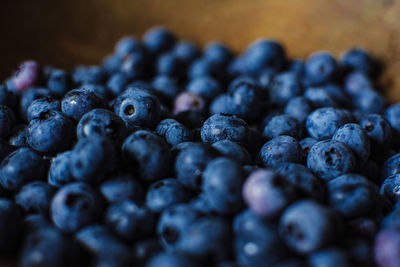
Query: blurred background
1,0,400,100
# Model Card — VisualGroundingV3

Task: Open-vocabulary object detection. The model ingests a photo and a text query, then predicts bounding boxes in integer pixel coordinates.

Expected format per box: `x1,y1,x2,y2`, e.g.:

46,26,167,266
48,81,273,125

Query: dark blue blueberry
0,84,18,109
385,103,400,132
20,228,76,267
304,51,337,86
15,181,56,214
105,200,155,241
152,75,181,104
120,51,150,80
306,107,350,140
155,118,193,146
202,158,245,214
48,151,74,187
233,210,287,266
276,163,322,200
308,248,351,267
0,105,16,138
100,174,144,204
143,27,176,55
173,40,200,64
26,97,61,121
188,57,222,80
288,58,305,75
146,252,199,267
203,42,233,66
341,47,375,75
114,36,143,57
344,71,373,97
81,83,110,101
382,153,400,181
102,54,124,75
242,39,286,74
360,114,392,150
0,148,48,191
299,137,318,156
186,76,222,101
354,88,385,114
380,174,400,203
70,136,116,184
72,65,106,85
258,69,275,90
113,87,161,129
260,135,303,168
0,199,21,253
332,123,370,166
77,108,127,141
0,138,14,162
284,96,314,123
146,178,191,213
175,216,231,261
46,69,69,96
269,72,302,105
279,200,341,254
227,75,259,93
175,143,217,190
327,174,378,218
157,52,184,79
61,88,106,121
122,130,171,182
201,113,249,146
211,140,251,165
210,94,234,115
157,204,201,249
323,83,350,107
263,114,302,140
26,111,75,154
50,182,102,233
22,214,52,233
304,87,338,108
106,72,129,97
189,193,216,214
20,87,52,121
307,140,356,181
243,169,296,218
133,239,163,266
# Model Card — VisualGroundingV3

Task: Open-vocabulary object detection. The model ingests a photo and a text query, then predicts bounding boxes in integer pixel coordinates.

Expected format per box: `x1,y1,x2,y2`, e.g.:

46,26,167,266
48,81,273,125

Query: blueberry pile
0,26,399,267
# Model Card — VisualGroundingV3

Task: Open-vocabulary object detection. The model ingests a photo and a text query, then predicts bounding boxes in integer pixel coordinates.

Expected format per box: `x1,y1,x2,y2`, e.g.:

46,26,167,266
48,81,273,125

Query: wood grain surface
1,0,400,100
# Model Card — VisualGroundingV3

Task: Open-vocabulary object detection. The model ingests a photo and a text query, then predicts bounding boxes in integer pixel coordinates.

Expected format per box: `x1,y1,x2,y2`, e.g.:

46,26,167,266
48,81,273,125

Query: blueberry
279,200,341,254
114,36,143,57
50,182,102,233
155,118,193,146
105,200,155,241
202,157,245,214
0,148,48,191
188,57,222,80
354,88,385,114
306,107,350,140
157,204,201,249
344,71,372,97
385,103,400,132
122,130,171,182
304,87,338,108
189,193,216,214
48,151,74,187
269,72,302,105
308,248,351,267
146,178,191,213
106,72,130,97
61,88,106,121
100,174,144,204
174,143,217,189
173,92,206,115
77,108,127,141
304,51,337,86
382,153,400,180
12,61,42,93
211,140,251,165
332,123,370,166
276,163,323,200
173,40,200,64
341,47,375,75
360,114,392,151
26,97,61,121
201,113,249,146
374,229,400,267
380,174,400,203
72,65,106,85
243,169,296,218
0,199,21,253
288,58,305,75
20,87,52,121
260,135,303,167
46,69,70,96
186,76,222,101
152,75,181,104
146,252,200,267
113,87,161,129
327,174,378,218
143,26,176,55
15,181,56,214
157,52,184,79
299,137,318,156
209,94,234,115
307,140,356,180
203,41,233,66
263,114,302,140
0,138,14,162
120,51,151,80
20,228,77,267
22,214,52,233
284,96,314,123
26,111,75,154
70,136,116,184
133,239,163,266
102,54,124,74
242,39,286,74
233,210,287,266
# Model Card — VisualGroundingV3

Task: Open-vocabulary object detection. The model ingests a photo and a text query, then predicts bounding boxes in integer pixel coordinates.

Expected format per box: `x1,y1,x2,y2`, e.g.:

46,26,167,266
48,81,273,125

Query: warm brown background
1,0,400,100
